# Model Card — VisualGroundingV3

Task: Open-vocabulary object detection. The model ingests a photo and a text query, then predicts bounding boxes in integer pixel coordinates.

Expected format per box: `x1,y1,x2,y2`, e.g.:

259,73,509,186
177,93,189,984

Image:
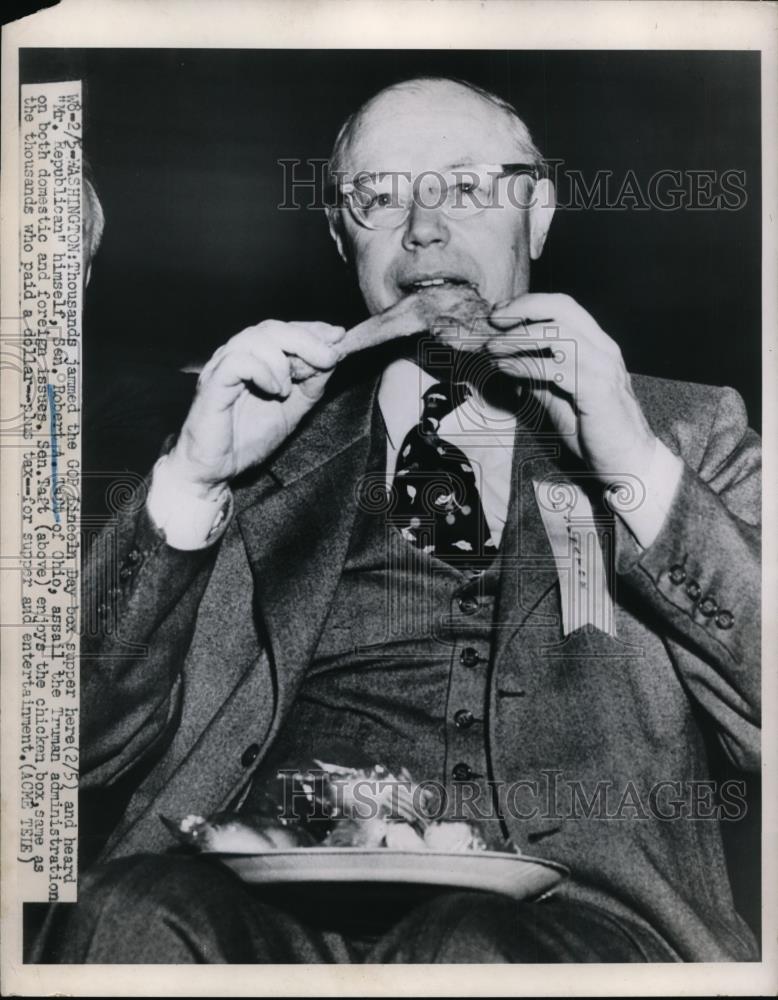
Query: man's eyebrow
338,161,498,185
356,161,490,175
442,161,506,174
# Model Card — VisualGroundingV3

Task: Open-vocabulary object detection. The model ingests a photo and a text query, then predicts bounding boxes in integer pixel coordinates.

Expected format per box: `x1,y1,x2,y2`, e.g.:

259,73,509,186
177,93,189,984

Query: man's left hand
487,293,658,485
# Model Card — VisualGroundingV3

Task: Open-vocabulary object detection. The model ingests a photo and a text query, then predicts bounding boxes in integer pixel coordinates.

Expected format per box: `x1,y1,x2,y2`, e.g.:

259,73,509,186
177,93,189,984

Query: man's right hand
165,320,345,495
162,285,500,497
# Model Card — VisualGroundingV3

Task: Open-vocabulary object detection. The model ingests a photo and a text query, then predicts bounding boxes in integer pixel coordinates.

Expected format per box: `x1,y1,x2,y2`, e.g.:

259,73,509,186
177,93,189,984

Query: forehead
341,84,524,175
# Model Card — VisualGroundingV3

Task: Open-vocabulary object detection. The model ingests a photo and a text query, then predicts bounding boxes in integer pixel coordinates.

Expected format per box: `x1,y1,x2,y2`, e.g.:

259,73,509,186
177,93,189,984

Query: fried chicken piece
165,812,315,853
384,821,427,850
422,820,490,853
323,816,390,847
288,285,493,379
342,284,492,356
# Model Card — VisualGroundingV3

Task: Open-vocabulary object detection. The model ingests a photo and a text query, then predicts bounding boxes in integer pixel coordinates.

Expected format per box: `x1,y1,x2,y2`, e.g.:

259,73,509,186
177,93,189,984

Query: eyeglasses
334,162,544,231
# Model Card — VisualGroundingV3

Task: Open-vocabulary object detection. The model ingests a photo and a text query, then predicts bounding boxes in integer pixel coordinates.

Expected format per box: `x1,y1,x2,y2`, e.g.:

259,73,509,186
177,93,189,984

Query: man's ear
528,178,556,260
326,207,350,264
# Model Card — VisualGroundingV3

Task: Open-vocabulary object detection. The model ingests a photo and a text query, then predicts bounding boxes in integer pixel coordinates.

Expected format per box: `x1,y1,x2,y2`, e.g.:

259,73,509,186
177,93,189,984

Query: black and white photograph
1,0,776,994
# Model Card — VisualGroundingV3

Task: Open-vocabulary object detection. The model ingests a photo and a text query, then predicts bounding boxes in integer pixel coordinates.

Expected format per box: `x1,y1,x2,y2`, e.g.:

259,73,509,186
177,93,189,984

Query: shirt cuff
607,439,685,550
146,454,233,550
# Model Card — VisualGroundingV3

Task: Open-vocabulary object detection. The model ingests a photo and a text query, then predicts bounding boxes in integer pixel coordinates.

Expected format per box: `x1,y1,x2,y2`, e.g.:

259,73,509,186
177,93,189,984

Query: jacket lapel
235,376,379,734
489,421,577,846
492,425,566,673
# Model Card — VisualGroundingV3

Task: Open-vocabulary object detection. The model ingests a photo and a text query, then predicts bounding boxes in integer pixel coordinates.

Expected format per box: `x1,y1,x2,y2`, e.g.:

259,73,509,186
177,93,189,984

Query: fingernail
493,299,512,311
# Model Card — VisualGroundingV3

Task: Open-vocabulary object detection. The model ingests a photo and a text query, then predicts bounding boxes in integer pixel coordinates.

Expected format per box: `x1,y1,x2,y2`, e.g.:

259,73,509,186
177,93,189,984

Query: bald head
330,77,542,179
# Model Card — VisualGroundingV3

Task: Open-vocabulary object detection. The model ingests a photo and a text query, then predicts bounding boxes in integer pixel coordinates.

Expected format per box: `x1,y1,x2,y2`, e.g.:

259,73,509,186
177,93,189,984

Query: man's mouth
398,276,477,295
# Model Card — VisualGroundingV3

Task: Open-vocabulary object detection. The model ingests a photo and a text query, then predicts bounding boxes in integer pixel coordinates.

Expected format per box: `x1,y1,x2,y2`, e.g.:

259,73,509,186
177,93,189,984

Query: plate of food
162,761,568,902
216,848,565,901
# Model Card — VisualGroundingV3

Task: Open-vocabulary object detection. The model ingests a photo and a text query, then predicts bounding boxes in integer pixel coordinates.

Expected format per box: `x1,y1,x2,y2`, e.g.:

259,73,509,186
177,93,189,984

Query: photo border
2,0,776,995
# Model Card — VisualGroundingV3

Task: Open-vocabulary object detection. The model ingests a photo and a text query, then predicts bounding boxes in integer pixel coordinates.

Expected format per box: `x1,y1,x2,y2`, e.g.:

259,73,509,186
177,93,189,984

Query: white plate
218,848,567,901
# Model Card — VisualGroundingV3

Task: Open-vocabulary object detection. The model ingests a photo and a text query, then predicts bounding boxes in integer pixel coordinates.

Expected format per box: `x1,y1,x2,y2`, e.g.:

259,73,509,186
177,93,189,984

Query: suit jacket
80,369,761,961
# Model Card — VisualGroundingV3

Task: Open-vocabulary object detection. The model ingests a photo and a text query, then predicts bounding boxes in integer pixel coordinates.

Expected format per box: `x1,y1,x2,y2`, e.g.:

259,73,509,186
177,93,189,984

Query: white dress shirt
147,358,683,553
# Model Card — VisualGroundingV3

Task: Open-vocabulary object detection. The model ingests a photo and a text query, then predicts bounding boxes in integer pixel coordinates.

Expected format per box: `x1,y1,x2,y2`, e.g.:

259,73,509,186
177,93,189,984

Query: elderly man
43,77,759,963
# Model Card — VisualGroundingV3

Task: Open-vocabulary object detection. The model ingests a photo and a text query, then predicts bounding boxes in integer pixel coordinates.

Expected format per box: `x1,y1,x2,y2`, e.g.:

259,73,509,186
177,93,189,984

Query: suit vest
246,399,508,827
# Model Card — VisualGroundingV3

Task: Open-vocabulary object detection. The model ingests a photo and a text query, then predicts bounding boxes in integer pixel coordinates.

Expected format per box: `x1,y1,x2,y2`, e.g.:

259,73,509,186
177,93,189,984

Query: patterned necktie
391,381,497,570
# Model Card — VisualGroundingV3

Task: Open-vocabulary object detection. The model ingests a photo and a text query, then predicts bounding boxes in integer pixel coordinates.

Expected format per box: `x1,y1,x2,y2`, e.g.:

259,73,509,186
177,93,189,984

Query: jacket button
127,547,142,564
458,596,479,615
241,744,260,767
699,595,718,617
119,564,133,580
460,647,482,667
452,762,474,781
454,709,475,729
668,564,686,585
715,610,734,630
685,579,701,602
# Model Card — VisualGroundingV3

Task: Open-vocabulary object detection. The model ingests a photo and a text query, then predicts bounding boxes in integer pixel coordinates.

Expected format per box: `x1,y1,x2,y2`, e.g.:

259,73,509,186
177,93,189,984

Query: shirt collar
378,358,435,449
378,356,517,452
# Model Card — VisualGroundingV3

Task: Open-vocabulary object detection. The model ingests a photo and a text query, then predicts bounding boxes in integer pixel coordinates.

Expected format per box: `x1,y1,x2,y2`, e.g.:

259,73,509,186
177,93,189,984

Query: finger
211,350,287,398
489,292,580,323
198,341,233,385
288,357,318,381
491,351,578,398
486,324,621,394
296,366,337,400
235,329,339,393
234,322,343,371
488,293,619,357
289,321,347,346
265,323,343,371
485,333,562,356
488,313,553,330
246,344,294,394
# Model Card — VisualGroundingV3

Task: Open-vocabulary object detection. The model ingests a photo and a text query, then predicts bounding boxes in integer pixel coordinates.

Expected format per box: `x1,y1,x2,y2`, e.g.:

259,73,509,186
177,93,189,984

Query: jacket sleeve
80,481,220,789
615,385,761,770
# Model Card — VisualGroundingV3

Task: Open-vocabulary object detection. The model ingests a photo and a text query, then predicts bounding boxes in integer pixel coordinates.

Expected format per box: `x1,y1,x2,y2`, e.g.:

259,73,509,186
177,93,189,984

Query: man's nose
401,199,450,250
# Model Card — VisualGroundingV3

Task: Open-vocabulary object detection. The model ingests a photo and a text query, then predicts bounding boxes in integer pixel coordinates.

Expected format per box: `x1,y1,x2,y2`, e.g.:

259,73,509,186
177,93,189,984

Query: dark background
20,48,761,426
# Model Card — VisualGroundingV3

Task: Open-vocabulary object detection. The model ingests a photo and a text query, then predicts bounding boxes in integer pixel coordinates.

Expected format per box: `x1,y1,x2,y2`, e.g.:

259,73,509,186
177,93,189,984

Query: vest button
458,595,479,615
715,609,734,630
454,709,475,729
452,762,474,781
699,595,718,617
668,564,686,585
685,579,701,602
241,744,260,767
460,647,481,667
